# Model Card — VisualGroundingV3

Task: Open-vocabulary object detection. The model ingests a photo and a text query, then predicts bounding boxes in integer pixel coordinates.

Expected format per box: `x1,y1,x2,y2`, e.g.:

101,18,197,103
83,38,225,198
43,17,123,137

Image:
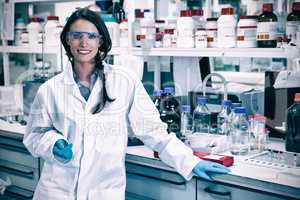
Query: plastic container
192,9,205,30
133,9,144,47
230,107,250,155
160,87,180,133
103,15,120,47
237,16,258,48
177,10,194,48
27,16,42,46
286,2,300,44
120,19,128,47
44,16,61,46
15,18,26,46
257,4,278,48
205,18,218,47
193,96,211,133
218,7,237,48
217,100,232,135
249,114,267,153
180,105,193,139
163,29,175,48
286,93,300,153
20,31,29,45
195,28,207,48
140,11,155,49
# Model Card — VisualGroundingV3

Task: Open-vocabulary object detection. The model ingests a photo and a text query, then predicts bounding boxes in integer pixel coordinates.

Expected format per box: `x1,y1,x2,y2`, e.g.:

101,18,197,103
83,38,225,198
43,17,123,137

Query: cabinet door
197,179,289,200
126,162,196,200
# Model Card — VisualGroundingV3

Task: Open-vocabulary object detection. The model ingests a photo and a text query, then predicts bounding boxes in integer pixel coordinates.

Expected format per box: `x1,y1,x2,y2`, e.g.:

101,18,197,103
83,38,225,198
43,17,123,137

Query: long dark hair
60,8,115,114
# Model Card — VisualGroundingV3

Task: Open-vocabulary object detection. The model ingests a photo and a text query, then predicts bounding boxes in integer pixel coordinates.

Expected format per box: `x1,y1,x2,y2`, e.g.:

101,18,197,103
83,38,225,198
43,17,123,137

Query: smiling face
67,19,101,65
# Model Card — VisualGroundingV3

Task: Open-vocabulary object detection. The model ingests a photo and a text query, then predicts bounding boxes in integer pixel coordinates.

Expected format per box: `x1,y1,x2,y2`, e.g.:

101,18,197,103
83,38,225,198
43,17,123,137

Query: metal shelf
130,47,299,58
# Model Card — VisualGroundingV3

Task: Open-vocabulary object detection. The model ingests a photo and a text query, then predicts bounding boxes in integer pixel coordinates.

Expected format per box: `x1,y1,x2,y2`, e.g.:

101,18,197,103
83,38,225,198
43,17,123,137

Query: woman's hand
192,160,230,181
53,139,73,162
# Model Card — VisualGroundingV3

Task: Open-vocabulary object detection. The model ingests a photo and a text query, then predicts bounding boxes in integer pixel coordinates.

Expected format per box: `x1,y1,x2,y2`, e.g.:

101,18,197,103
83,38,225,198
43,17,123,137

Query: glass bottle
286,93,300,153
230,107,250,155
193,96,210,133
180,105,193,140
286,2,300,44
217,100,232,135
257,3,278,48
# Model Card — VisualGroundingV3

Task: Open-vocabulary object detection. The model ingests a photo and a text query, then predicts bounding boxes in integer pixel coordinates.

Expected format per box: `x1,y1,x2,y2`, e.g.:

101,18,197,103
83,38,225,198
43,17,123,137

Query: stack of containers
177,10,194,48
217,7,237,48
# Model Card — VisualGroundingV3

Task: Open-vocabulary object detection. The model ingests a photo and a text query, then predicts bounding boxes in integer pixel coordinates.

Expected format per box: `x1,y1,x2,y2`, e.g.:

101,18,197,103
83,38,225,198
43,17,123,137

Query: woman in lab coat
23,8,229,200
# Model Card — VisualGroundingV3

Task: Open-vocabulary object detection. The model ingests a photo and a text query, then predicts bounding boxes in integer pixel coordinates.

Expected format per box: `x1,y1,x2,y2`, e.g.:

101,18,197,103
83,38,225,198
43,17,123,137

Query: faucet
202,73,228,101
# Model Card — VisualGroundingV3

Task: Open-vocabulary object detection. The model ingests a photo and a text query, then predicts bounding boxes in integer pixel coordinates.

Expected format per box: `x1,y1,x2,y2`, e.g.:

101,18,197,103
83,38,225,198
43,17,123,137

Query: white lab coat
23,62,200,200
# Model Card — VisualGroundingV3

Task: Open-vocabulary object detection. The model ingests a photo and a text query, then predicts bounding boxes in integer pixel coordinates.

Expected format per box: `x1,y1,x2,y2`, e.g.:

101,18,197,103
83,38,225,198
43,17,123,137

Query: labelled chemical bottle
180,105,193,140
217,7,237,48
286,93,300,153
257,3,278,48
160,87,180,133
217,100,232,135
230,107,250,155
193,96,211,133
152,90,162,113
286,2,300,44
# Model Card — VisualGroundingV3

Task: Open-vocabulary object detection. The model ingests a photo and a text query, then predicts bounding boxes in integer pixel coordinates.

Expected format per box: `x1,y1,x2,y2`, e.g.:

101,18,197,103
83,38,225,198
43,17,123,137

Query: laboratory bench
0,124,299,200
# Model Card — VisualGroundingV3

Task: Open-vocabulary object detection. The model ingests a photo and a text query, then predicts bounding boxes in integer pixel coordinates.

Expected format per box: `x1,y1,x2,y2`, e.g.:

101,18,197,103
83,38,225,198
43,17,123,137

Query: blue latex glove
193,160,230,181
52,139,73,162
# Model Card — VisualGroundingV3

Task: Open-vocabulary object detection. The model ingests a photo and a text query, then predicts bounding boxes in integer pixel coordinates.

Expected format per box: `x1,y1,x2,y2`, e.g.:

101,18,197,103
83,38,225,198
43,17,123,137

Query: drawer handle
6,186,34,199
0,143,29,154
127,171,186,185
204,187,231,196
0,165,34,178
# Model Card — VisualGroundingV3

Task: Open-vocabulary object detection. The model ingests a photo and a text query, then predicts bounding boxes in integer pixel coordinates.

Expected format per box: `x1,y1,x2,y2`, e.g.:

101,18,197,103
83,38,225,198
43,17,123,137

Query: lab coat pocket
94,113,127,153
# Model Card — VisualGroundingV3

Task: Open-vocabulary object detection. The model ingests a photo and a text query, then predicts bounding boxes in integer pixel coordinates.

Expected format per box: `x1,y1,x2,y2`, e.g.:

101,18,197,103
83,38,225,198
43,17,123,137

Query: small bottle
286,2,300,44
195,28,207,48
237,16,258,48
230,107,250,155
217,7,237,48
228,102,242,133
160,87,180,133
257,4,278,48
191,9,205,30
177,10,194,48
193,96,211,133
180,105,193,139
15,18,26,46
286,93,300,153
205,18,218,48
217,100,232,135
27,16,42,46
133,10,144,47
44,16,61,46
163,29,174,48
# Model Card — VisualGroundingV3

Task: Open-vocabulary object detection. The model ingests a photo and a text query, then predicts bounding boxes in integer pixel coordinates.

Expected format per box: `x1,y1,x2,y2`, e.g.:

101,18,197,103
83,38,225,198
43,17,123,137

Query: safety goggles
67,31,102,40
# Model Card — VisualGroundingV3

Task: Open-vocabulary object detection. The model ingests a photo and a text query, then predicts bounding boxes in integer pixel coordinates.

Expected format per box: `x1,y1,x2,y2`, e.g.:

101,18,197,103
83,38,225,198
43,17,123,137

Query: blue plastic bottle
193,96,211,133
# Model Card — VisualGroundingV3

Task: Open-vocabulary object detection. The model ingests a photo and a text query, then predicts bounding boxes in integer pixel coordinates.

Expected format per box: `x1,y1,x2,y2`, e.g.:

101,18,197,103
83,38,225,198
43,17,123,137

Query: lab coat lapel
63,63,86,104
